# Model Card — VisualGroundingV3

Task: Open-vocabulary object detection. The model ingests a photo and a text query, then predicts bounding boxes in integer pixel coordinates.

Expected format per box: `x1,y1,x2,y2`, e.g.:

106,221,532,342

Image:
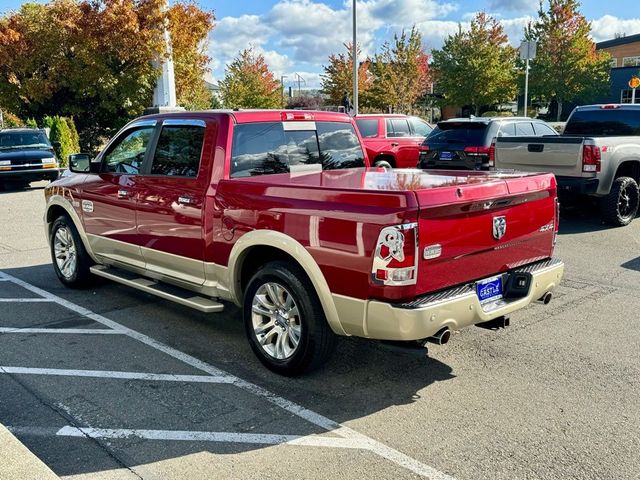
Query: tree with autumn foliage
320,43,371,107
219,48,282,109
431,13,518,115
526,0,610,120
0,0,214,150
368,27,430,113
168,2,215,110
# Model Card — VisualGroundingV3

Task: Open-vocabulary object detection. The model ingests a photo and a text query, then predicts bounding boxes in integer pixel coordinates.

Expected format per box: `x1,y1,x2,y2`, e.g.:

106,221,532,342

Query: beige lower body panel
334,261,565,341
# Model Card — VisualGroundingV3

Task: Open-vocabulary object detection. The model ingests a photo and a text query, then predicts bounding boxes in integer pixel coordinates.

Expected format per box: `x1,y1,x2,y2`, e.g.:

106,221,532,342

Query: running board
90,265,224,313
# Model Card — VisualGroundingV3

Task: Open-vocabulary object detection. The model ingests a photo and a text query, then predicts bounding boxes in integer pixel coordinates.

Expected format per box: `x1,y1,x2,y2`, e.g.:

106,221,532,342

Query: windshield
425,122,487,145
0,131,51,150
564,108,640,136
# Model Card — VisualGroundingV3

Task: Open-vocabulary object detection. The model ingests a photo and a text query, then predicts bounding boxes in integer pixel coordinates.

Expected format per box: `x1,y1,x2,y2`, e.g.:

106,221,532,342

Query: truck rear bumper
336,258,564,341
556,176,599,195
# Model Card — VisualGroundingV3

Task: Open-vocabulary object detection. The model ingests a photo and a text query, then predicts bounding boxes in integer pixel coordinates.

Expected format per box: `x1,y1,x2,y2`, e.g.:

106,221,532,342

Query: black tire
374,158,393,169
601,176,639,226
243,261,337,375
50,215,93,287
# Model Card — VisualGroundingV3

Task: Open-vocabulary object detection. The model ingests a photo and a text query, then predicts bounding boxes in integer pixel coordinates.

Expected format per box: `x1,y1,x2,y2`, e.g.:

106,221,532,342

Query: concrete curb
0,424,60,480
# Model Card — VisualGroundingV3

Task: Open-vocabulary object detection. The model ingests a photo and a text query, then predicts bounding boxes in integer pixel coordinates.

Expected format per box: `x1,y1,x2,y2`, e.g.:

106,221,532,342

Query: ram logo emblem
492,216,506,240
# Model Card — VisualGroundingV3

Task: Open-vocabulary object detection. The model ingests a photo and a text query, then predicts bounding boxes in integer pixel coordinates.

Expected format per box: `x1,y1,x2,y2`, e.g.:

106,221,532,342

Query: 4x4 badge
492,216,506,240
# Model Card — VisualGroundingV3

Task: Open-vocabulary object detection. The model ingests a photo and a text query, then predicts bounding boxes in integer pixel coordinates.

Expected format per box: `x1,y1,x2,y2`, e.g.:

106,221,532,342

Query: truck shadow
1,264,455,477
557,200,632,234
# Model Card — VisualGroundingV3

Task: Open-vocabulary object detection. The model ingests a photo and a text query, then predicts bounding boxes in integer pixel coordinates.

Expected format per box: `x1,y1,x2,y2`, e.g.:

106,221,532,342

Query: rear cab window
355,119,379,138
149,121,205,177
564,108,640,136
230,121,365,178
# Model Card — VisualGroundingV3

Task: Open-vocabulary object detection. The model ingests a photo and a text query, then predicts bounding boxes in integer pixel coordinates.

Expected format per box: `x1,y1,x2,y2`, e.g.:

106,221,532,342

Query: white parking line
56,426,366,449
0,366,233,383
0,270,455,480
0,328,122,334
0,298,55,302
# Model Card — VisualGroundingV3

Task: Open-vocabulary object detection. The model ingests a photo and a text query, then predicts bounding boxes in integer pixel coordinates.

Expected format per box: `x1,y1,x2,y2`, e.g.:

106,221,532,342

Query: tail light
553,197,560,246
582,143,601,173
371,223,418,286
463,146,491,156
281,112,315,121
488,139,496,167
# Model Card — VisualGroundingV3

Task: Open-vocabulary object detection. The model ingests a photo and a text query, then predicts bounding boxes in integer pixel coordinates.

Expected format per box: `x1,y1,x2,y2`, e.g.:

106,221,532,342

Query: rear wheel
50,215,93,287
243,261,336,375
601,176,639,226
374,158,393,169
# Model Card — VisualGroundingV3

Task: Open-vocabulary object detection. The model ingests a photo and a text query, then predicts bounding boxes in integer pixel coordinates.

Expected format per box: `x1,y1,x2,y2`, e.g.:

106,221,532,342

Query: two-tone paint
45,110,564,341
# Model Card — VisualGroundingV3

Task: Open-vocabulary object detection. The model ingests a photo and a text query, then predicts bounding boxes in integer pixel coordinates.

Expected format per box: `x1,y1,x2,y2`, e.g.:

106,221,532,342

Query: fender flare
44,196,99,263
226,230,347,336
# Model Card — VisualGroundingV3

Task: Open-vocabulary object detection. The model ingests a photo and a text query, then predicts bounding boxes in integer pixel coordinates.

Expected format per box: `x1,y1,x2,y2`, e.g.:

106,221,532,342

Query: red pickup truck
44,110,564,374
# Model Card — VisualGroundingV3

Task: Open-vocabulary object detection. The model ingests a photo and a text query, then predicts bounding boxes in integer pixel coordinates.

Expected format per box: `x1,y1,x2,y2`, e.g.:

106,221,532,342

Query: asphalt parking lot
0,182,639,480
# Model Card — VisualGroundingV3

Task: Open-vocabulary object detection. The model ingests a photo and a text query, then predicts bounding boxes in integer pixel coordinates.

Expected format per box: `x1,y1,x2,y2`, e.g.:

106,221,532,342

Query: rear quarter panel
595,137,640,195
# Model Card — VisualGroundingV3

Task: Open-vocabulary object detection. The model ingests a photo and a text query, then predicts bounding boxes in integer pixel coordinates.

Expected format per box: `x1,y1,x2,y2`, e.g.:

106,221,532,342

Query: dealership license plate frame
439,151,453,161
476,275,504,305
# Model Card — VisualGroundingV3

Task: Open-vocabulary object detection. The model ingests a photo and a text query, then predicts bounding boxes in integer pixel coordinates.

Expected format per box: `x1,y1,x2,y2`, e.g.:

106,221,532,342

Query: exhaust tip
539,292,553,305
426,328,450,345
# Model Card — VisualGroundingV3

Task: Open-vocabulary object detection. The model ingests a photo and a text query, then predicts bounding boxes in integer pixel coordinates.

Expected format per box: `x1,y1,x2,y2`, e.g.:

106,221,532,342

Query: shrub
45,115,80,167
25,118,38,128
1,110,24,127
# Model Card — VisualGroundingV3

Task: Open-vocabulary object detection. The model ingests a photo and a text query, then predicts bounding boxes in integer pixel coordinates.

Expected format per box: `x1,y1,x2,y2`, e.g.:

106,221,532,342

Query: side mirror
68,153,91,173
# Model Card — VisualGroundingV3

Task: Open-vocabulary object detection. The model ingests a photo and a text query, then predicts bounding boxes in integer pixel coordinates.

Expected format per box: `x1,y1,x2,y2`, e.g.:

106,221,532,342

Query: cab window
386,118,411,137
515,122,535,136
150,125,205,177
103,127,154,174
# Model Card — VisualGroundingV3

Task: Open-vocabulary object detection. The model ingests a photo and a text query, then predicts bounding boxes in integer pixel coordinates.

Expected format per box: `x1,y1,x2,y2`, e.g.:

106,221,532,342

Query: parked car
44,110,564,374
419,117,559,171
495,104,640,226
0,128,60,188
355,114,433,168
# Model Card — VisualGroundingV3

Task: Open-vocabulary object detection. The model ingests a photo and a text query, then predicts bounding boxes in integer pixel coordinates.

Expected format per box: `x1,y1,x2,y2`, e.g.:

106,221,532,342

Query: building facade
596,34,640,104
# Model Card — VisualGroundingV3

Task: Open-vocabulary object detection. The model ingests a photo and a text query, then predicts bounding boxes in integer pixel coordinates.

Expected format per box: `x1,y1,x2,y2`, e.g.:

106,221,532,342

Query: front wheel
50,215,93,287
243,261,336,375
601,176,639,226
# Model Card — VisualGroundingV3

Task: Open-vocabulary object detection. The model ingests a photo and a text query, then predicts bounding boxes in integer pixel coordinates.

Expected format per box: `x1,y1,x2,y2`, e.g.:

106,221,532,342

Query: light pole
519,40,536,117
352,0,358,116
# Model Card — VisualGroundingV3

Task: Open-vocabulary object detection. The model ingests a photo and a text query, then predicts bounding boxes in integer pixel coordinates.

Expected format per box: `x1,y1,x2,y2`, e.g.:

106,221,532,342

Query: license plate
476,276,503,304
439,151,453,161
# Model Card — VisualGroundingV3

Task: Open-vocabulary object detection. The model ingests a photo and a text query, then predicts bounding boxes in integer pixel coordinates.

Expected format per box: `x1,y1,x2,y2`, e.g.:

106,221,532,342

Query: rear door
135,119,210,285
386,118,419,168
81,120,156,268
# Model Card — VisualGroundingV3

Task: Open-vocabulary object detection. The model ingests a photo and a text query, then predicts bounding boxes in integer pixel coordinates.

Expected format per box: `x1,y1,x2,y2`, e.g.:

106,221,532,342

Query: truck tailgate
413,172,557,294
495,136,585,177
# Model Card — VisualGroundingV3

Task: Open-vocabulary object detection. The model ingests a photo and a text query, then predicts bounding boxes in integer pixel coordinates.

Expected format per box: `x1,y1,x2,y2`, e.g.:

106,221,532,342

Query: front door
135,119,209,285
81,122,157,269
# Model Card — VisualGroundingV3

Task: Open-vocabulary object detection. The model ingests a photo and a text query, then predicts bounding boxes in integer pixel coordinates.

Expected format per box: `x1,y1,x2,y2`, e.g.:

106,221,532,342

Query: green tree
431,13,518,115
219,48,282,109
527,0,610,120
368,28,430,113
320,43,370,107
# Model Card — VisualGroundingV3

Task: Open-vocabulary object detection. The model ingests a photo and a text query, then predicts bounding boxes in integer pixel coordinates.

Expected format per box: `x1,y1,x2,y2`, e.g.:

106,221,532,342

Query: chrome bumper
362,258,564,341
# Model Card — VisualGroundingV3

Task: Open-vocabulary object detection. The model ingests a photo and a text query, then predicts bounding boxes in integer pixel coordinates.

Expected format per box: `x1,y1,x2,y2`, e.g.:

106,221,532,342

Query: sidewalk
0,424,59,480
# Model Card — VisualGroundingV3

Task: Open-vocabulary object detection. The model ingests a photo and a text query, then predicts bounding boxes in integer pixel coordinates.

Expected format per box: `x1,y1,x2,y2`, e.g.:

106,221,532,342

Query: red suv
355,114,432,168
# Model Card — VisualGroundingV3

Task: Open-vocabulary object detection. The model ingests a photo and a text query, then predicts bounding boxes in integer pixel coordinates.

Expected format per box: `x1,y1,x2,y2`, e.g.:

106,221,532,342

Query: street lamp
280,75,287,106
352,0,358,116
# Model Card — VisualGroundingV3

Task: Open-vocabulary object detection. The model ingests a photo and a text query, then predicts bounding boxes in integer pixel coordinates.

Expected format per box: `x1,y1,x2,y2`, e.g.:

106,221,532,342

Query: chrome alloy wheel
53,226,77,279
251,282,302,360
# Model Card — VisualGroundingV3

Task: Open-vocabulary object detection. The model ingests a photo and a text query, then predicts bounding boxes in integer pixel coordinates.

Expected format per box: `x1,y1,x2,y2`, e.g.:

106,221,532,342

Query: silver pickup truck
495,104,640,226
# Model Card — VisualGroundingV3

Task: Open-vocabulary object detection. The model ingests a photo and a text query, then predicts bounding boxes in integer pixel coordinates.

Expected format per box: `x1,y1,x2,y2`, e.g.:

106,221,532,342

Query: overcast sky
3,0,639,88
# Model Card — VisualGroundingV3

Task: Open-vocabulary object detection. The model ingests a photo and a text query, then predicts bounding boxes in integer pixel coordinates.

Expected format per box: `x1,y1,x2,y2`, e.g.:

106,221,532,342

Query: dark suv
0,128,60,188
418,117,558,170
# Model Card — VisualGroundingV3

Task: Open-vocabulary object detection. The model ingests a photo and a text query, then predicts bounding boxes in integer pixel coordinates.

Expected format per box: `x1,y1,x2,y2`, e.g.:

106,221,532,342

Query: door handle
528,144,544,153
391,142,399,147
117,189,129,199
178,196,195,205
